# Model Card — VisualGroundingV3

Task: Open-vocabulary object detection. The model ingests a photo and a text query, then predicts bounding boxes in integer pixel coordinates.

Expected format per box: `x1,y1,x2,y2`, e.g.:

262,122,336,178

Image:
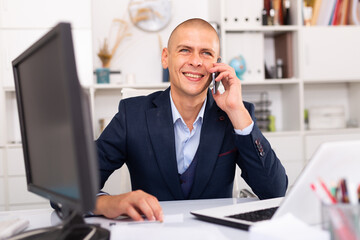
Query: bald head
167,18,220,52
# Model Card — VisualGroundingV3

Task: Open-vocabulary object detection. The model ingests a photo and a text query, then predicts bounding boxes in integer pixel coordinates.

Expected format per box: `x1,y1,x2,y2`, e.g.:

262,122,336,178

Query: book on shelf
331,0,341,25
316,0,337,25
348,0,360,25
340,0,350,25
310,0,323,25
306,0,359,25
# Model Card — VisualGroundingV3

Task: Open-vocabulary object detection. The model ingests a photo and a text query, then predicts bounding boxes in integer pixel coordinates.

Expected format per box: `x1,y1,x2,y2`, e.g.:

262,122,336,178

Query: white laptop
191,140,360,230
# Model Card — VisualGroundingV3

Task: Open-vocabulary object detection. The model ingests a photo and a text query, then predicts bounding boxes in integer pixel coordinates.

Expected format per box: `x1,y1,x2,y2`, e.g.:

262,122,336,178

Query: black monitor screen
16,34,80,200
12,22,109,239
12,22,98,214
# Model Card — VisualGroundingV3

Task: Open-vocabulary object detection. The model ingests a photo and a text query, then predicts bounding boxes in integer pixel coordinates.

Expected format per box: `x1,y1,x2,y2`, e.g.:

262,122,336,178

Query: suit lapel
189,90,229,199
146,88,184,199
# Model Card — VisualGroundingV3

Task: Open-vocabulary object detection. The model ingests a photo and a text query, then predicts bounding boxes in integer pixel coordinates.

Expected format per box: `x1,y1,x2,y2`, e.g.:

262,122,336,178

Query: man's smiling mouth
183,72,204,79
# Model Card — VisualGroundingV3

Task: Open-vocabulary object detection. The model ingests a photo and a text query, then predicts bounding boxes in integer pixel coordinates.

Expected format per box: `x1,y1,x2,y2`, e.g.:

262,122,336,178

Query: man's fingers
135,198,156,221
146,195,164,222
127,191,163,222
125,205,144,221
95,191,164,222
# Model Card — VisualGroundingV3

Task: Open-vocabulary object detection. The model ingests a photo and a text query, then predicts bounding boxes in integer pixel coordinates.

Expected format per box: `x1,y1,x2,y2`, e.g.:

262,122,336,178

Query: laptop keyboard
226,207,278,222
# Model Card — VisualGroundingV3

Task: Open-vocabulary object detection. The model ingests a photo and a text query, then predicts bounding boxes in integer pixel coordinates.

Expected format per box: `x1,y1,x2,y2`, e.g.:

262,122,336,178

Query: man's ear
161,48,169,69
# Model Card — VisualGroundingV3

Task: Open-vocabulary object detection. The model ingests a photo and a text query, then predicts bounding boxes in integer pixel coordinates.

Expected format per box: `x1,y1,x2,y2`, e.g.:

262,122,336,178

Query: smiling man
94,18,288,222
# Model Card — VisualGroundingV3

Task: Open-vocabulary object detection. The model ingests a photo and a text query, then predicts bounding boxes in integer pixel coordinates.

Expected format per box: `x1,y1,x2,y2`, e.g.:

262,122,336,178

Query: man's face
162,25,220,98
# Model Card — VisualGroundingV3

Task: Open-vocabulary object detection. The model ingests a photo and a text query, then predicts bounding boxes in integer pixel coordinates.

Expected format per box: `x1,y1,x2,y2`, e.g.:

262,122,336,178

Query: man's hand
94,190,163,222
210,62,252,130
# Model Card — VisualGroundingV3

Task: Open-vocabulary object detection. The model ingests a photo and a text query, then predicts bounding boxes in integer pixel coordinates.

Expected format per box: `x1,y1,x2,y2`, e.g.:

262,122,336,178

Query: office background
0,0,360,211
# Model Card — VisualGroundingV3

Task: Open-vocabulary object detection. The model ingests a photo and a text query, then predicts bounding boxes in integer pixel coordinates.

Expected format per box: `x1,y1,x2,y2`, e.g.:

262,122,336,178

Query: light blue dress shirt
169,92,254,174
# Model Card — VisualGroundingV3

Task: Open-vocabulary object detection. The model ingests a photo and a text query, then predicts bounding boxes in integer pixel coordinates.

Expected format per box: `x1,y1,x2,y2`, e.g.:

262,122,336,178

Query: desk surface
0,198,257,239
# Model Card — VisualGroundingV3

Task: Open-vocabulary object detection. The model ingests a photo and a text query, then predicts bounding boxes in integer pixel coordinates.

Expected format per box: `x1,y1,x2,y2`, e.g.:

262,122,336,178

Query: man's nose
188,54,202,67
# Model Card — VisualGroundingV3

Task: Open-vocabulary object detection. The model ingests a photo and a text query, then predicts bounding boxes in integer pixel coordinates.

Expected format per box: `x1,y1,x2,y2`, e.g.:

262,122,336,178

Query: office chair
101,88,163,195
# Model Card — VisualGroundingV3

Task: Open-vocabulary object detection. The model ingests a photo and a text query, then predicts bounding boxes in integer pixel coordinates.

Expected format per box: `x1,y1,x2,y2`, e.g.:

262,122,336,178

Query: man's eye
180,49,189,52
203,52,212,56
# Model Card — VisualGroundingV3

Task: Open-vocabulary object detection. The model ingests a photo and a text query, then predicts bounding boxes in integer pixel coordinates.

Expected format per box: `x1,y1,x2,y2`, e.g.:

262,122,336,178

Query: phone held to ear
212,57,221,94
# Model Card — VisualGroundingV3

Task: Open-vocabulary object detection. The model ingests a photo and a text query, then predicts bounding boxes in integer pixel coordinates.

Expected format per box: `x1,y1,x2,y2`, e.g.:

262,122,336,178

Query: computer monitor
12,22,109,239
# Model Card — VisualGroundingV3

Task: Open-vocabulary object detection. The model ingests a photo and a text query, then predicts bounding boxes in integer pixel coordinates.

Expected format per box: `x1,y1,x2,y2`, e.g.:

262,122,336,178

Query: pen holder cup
321,203,360,240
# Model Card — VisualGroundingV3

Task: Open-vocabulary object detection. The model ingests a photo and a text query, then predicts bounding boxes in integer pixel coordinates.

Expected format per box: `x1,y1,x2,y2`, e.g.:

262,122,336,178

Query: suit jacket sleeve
235,102,288,199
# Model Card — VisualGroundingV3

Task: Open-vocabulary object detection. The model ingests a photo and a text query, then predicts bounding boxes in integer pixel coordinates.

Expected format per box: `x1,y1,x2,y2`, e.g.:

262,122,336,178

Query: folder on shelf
274,32,293,78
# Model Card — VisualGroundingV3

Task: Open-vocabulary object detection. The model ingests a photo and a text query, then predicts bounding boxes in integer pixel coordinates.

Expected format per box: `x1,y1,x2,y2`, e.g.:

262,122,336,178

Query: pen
340,179,350,203
358,184,360,203
109,220,162,227
329,183,337,199
310,182,333,204
318,178,337,204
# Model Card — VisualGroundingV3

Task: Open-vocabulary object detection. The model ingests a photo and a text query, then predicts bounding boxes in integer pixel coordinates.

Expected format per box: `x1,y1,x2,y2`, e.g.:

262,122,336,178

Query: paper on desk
249,213,330,240
110,225,228,240
163,214,183,223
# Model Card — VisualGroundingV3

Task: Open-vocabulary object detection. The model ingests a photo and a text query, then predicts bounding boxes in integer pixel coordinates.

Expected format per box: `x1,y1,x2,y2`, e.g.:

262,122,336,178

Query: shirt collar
169,91,207,125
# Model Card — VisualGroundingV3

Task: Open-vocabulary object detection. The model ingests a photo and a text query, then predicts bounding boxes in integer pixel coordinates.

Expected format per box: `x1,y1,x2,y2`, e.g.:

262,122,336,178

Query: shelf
242,78,300,85
91,83,170,91
263,131,302,137
4,143,22,148
225,25,299,36
300,25,360,30
303,78,360,84
304,128,360,136
3,86,15,92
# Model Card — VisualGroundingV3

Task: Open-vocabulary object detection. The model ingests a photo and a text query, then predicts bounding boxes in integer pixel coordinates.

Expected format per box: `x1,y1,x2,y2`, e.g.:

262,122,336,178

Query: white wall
92,0,220,84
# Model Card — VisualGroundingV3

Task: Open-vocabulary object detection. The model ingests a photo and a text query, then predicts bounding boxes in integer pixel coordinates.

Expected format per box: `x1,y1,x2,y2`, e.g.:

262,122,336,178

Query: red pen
310,181,336,204
318,178,337,204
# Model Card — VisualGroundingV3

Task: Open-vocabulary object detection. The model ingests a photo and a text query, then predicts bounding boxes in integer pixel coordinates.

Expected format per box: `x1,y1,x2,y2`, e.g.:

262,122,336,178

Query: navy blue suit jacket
96,88,288,200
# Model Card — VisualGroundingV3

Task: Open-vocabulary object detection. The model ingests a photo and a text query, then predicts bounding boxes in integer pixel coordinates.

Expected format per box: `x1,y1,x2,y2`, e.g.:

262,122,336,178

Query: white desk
0,198,257,239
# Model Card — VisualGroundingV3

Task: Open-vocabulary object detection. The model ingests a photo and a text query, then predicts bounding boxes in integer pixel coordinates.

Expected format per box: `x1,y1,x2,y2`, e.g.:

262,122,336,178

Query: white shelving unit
1,0,360,209
220,0,360,190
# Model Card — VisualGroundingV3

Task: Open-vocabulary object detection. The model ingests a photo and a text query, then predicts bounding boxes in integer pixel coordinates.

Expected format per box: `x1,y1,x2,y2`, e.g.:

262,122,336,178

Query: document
249,213,330,240
110,225,228,240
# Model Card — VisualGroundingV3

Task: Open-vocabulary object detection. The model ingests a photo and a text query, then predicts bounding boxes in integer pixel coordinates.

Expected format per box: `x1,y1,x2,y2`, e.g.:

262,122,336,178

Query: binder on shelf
274,32,293,78
223,0,263,28
225,32,264,81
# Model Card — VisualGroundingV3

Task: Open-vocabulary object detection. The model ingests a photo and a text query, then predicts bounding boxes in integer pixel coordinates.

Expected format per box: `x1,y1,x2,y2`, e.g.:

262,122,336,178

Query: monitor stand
11,211,110,240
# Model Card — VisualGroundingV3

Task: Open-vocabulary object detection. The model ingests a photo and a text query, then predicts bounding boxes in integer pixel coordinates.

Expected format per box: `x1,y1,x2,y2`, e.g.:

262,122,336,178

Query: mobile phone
212,57,221,94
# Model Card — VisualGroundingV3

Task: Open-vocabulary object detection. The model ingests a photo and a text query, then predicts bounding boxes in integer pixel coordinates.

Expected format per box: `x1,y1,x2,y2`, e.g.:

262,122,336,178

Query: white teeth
184,73,202,78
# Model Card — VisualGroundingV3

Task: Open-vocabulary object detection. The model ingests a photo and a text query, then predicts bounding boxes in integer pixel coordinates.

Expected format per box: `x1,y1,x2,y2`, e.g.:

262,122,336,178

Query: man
94,18,288,222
